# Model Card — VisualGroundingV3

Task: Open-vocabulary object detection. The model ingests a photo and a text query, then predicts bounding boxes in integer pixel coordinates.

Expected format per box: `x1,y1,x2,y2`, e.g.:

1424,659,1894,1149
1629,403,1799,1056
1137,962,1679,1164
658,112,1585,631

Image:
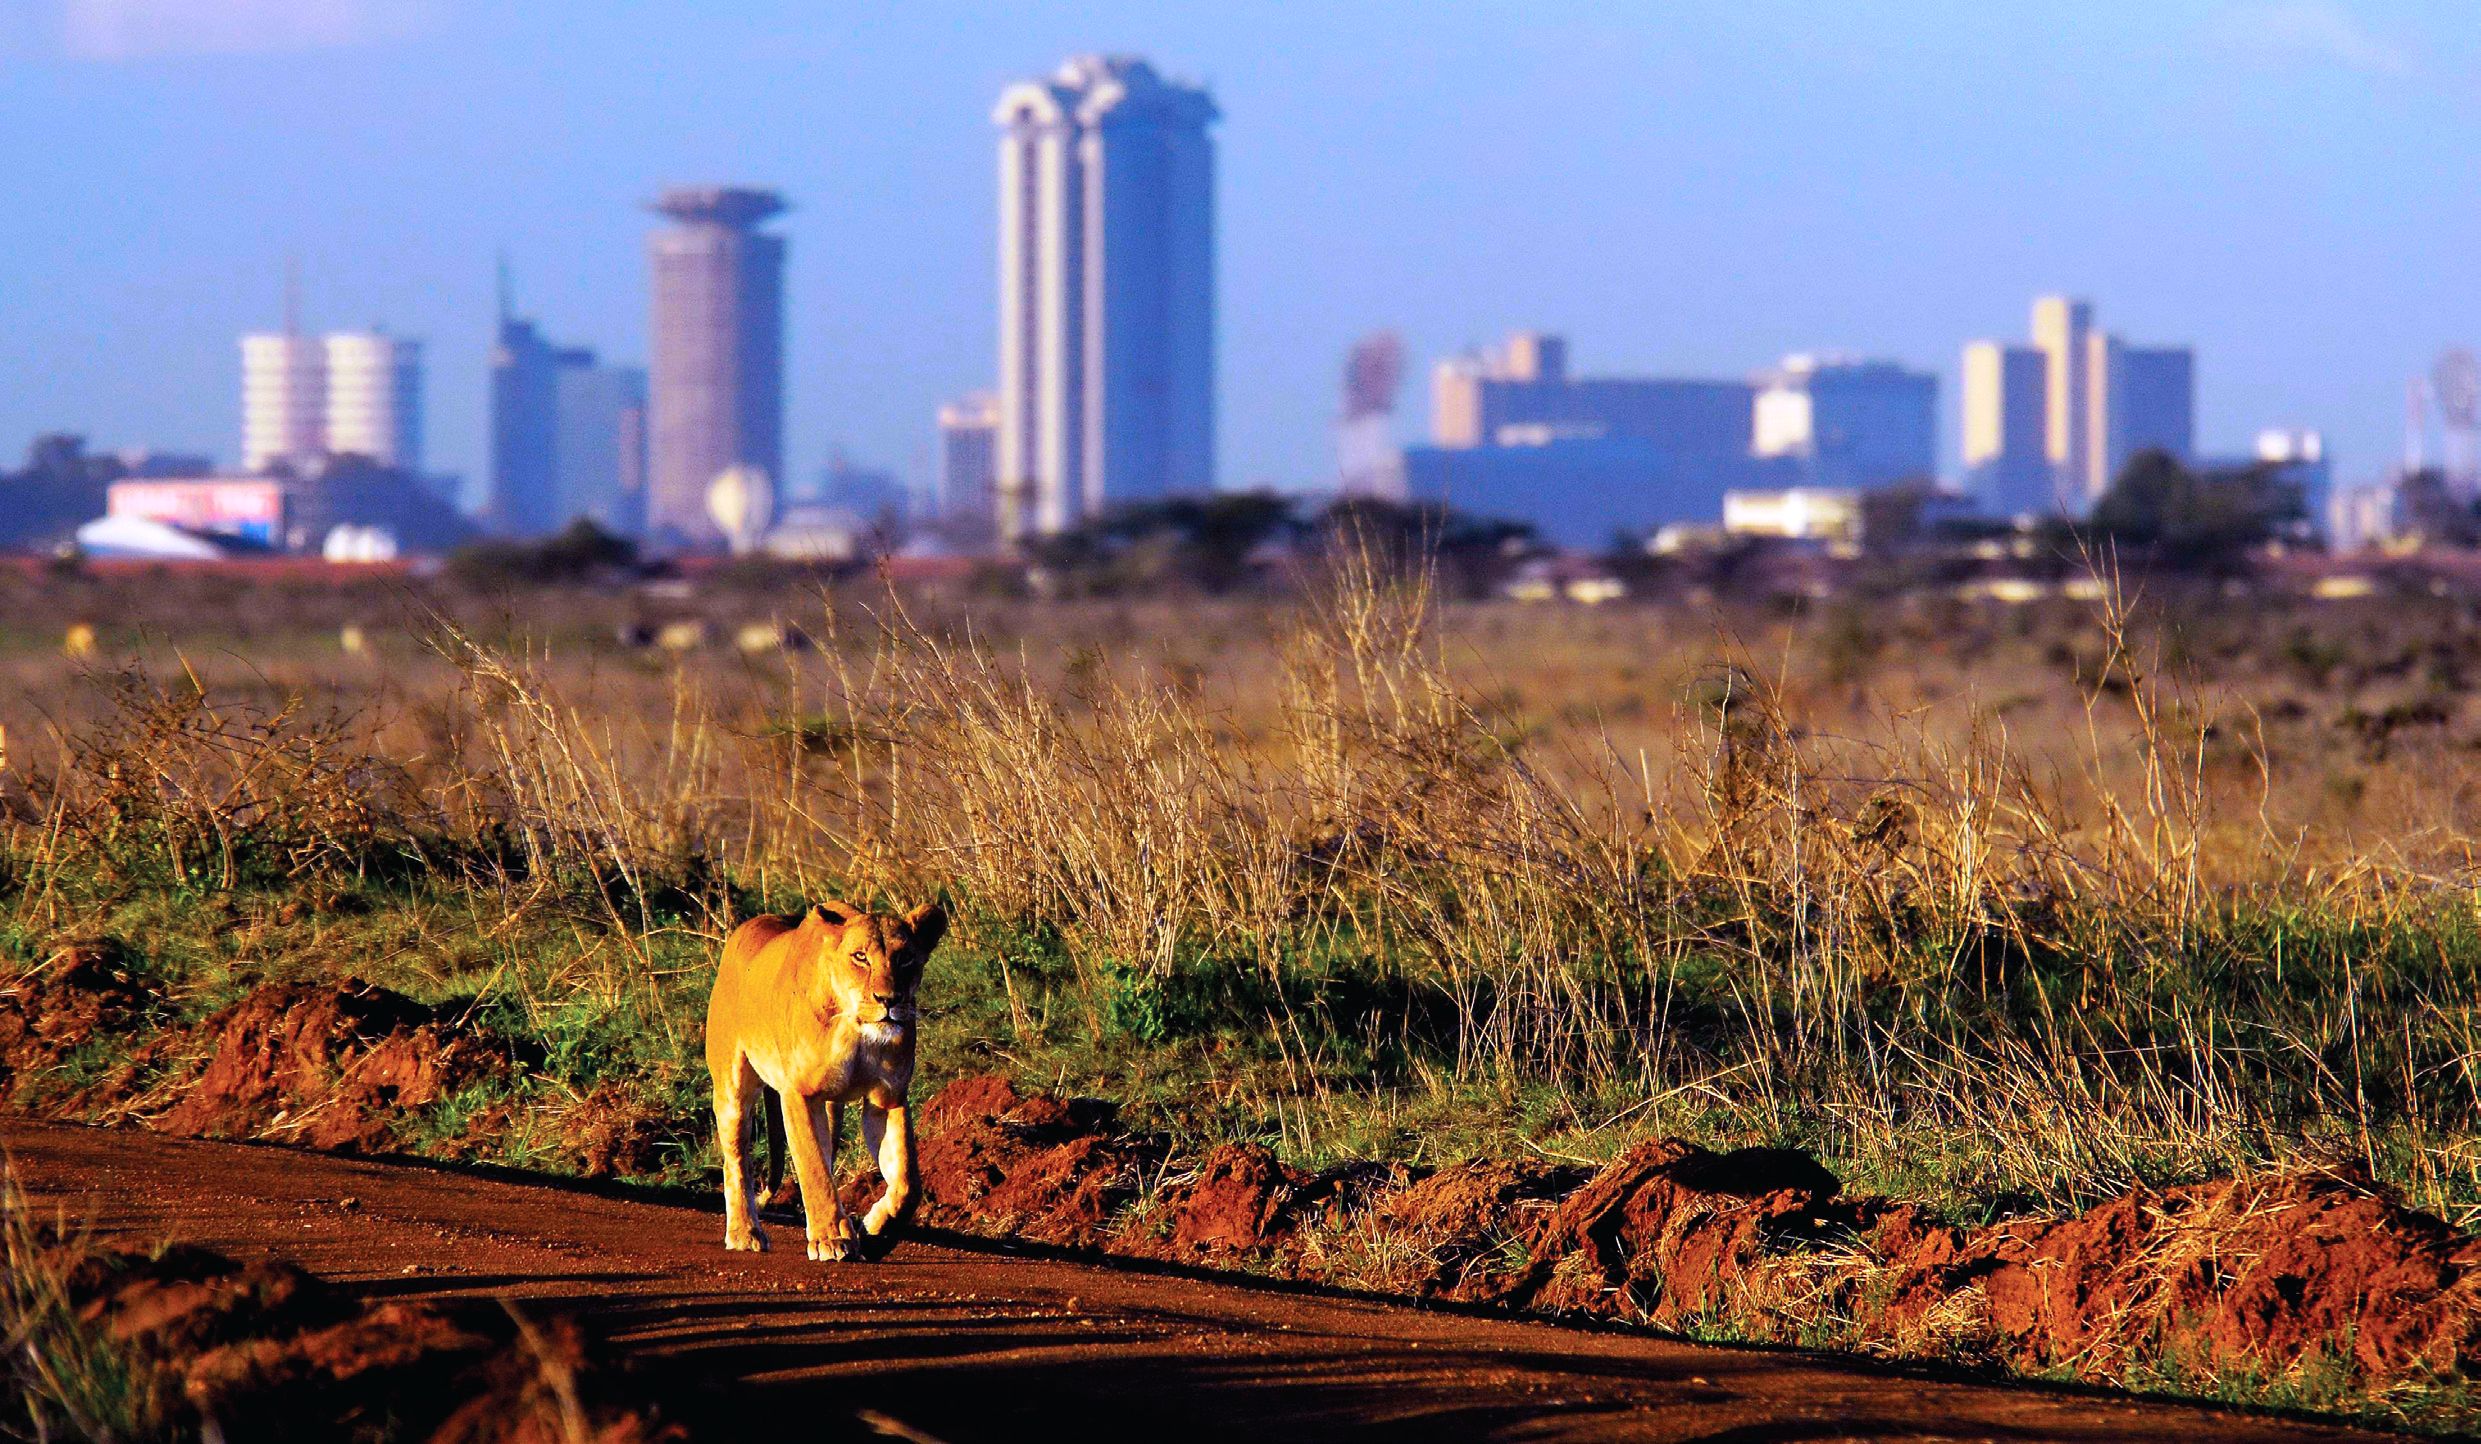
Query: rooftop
650,186,787,228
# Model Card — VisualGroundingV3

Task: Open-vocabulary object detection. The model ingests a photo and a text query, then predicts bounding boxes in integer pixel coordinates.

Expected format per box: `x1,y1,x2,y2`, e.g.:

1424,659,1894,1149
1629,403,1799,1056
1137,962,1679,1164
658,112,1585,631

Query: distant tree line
1017,493,1537,598
0,435,124,551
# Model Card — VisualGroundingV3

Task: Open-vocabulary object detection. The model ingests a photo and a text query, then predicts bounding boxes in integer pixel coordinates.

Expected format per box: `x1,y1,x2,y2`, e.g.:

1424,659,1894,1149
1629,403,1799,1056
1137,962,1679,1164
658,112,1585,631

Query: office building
2031,297,2094,505
241,329,423,475
1410,330,1775,545
492,298,648,537
2245,428,2331,537
1961,341,2054,516
554,363,647,537
647,186,786,550
323,333,422,470
240,332,325,473
938,393,1000,530
2094,340,2195,489
1430,331,1752,456
1750,355,1936,491
489,313,571,533
1968,297,2196,514
995,55,1217,540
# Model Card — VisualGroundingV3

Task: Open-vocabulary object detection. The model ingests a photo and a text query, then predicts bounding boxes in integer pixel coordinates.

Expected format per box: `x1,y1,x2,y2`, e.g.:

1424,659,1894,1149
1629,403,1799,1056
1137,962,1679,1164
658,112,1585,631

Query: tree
0,434,125,551
446,517,636,587
2088,449,2303,572
1025,491,1300,595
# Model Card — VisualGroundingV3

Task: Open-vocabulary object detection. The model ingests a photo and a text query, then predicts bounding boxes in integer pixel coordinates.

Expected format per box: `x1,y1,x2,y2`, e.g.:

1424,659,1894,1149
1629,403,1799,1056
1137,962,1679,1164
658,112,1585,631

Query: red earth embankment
7,941,2474,1421
905,1073,2481,1406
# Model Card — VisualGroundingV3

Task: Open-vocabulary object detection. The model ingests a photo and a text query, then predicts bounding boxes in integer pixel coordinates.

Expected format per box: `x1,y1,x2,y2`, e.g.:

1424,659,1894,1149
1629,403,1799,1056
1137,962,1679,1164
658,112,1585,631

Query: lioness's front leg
861,1102,917,1237
782,1093,856,1261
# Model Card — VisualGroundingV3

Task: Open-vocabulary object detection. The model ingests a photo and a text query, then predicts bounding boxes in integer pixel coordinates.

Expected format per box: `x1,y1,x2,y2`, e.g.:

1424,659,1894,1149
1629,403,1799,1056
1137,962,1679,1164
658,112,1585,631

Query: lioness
705,900,946,1259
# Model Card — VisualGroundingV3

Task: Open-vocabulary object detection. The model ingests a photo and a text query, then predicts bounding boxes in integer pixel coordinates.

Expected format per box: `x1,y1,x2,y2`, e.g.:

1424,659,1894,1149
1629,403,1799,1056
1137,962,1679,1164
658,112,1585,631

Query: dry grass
4,557,2481,1225
0,1161,162,1442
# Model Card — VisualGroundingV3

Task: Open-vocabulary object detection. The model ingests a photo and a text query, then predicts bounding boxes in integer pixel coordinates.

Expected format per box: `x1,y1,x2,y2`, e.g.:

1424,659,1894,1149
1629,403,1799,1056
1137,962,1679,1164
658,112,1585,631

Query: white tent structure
74,514,225,561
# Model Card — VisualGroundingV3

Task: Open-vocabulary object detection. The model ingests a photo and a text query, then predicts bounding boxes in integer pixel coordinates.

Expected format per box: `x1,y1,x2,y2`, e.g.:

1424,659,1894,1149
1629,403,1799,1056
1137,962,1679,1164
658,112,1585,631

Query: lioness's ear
809,901,860,928
904,902,949,954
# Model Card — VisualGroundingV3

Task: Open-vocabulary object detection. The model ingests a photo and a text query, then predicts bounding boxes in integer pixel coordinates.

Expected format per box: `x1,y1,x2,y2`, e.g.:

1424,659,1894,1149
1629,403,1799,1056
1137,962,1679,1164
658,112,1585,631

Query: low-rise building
1722,487,1865,545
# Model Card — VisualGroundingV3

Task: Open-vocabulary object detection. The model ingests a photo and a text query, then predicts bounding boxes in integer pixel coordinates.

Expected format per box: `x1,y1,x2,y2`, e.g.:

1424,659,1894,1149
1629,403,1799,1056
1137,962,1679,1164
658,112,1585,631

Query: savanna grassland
6,554,2481,1430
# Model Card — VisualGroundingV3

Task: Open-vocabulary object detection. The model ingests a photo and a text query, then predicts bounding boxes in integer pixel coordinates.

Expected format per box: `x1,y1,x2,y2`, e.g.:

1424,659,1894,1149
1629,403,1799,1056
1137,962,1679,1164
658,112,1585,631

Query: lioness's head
805,900,947,1041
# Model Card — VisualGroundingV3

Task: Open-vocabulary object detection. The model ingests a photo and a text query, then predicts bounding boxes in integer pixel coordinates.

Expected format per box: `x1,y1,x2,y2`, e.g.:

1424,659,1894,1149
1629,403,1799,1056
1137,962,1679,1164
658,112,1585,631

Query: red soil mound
46,1234,684,1441
139,978,509,1151
909,1073,1156,1245
1150,1146,1406,1258
1162,1142,1307,1256
563,1081,685,1180
1874,1168,2481,1380
0,937,155,1094
1495,1138,1849,1323
1378,1157,1588,1298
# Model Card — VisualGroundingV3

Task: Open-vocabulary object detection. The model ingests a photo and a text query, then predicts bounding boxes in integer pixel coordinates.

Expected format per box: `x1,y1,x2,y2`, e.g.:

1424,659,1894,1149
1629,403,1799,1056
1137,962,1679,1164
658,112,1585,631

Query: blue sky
2,0,2475,496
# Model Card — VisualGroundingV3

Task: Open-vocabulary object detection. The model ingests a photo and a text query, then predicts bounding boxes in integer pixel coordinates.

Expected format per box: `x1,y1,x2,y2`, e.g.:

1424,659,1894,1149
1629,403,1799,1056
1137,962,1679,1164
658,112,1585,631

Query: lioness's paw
806,1234,850,1262
724,1227,769,1253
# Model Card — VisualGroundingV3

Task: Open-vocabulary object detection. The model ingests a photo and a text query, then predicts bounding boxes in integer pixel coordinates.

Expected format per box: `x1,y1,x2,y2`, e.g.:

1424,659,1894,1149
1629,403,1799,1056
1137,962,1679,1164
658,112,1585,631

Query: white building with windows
994,55,1217,540
240,329,423,473
240,332,325,472
322,332,423,469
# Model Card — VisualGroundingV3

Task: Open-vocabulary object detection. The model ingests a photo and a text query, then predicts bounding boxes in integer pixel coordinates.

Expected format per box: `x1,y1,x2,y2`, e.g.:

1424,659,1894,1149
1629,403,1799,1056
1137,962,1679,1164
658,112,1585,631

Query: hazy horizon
3,0,2475,498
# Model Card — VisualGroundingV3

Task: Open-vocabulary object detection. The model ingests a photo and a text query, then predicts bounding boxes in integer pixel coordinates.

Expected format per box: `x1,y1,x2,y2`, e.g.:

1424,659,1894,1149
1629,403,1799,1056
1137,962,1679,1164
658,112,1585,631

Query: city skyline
4,3,2477,500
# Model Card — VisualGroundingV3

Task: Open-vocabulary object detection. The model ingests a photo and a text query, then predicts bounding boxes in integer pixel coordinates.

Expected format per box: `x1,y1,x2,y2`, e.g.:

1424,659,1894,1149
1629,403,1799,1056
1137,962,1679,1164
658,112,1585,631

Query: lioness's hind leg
861,1102,917,1238
714,1056,768,1253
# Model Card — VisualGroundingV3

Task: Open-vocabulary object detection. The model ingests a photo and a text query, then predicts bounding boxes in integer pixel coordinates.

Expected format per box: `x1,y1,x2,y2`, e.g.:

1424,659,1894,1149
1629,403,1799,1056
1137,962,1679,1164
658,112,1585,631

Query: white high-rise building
322,333,423,470
239,330,423,474
937,392,1001,531
240,333,326,473
994,55,1217,541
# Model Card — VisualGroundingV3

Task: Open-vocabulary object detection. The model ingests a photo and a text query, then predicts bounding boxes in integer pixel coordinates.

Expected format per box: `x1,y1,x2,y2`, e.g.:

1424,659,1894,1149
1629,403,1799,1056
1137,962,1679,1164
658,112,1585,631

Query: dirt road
1,1119,2407,1443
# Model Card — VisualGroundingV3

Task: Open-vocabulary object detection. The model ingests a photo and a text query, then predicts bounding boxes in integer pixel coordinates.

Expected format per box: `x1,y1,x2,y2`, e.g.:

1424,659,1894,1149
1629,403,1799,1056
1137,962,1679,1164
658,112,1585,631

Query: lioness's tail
762,1086,787,1199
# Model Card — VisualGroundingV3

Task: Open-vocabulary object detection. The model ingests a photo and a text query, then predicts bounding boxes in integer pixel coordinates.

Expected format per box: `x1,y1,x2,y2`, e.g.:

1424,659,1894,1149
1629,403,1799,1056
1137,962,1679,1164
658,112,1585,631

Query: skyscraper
2094,339,2195,492
240,332,324,473
1960,341,2051,515
995,55,1217,541
489,306,567,534
553,362,648,537
322,333,423,470
647,186,786,550
491,278,648,538
937,393,1001,534
1970,297,2197,514
241,329,422,475
2030,296,2094,504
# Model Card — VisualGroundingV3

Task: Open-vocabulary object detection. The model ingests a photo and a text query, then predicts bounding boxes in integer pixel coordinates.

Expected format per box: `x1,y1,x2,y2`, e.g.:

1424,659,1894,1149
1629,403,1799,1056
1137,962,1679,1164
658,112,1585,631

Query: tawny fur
704,900,946,1260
